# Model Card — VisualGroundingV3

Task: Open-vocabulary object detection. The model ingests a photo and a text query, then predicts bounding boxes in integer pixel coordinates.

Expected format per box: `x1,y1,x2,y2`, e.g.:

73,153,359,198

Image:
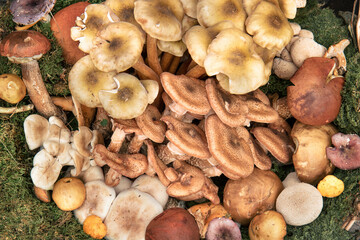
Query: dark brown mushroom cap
252,127,293,164
135,105,166,143
161,72,211,115
205,78,249,127
0,30,51,59
205,114,254,179
10,0,56,25
161,115,211,159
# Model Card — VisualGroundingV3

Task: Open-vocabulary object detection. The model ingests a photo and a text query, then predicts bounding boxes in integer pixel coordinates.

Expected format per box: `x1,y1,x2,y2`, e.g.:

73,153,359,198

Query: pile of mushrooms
4,0,359,238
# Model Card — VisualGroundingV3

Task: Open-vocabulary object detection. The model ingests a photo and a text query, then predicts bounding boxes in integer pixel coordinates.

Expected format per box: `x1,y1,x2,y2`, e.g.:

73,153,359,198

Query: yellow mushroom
317,175,344,198
0,74,26,104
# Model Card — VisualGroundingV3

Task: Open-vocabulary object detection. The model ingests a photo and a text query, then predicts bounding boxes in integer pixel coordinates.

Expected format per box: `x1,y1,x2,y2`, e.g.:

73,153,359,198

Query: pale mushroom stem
186,64,206,78
0,104,34,114
168,56,181,74
160,52,174,72
21,60,67,121
147,35,163,75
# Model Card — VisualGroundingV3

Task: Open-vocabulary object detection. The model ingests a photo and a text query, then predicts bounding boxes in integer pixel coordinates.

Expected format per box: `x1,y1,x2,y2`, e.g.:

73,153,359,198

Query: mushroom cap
205,114,254,179
276,183,323,226
70,4,120,53
0,30,51,63
157,40,187,57
278,0,297,19
83,215,107,240
134,0,184,41
248,210,287,240
161,115,211,159
180,0,198,18
0,74,27,104
290,38,327,68
99,73,149,119
197,0,247,31
204,28,266,94
104,188,163,240
242,0,279,15
74,180,116,224
140,80,159,105
52,177,86,211
161,72,211,115
135,105,166,143
50,2,89,65
24,114,50,150
10,0,56,25
68,55,117,108
76,165,104,183
282,172,301,188
113,176,133,195
245,1,293,51
90,21,145,72
104,0,141,29
223,168,284,225
205,217,242,240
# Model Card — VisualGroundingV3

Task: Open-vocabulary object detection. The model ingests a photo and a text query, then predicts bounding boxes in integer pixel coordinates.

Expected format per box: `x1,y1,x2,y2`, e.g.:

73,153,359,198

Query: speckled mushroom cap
10,0,56,25
276,183,323,226
205,114,254,179
161,115,211,159
135,105,166,143
0,30,50,63
160,72,211,115
134,0,184,41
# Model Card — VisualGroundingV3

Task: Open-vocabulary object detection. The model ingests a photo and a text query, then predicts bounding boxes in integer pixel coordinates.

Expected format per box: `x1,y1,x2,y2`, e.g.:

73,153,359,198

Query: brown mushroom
0,30,66,121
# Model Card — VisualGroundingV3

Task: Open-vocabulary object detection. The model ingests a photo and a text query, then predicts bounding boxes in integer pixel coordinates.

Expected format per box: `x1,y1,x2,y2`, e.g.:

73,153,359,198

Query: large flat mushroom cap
0,30,51,60
104,188,163,240
205,114,254,179
10,0,56,25
160,72,211,115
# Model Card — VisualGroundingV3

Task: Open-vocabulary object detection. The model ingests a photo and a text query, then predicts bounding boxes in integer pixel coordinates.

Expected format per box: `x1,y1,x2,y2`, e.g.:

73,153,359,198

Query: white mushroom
282,172,301,188
75,165,105,183
290,37,327,67
272,58,298,80
113,176,133,195
24,114,50,150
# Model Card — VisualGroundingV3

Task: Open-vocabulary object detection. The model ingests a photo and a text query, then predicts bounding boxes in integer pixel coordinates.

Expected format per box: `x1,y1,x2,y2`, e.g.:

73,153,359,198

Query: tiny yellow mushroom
317,175,344,198
83,215,107,239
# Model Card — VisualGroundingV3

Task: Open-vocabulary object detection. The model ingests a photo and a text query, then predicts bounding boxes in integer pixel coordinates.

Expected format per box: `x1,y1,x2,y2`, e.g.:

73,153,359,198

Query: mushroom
205,217,242,240
0,74,26,104
50,2,89,65
276,182,323,226
135,105,166,143
282,172,301,188
197,0,247,31
326,132,360,170
146,208,200,240
68,55,117,108
204,28,266,94
290,37,327,68
52,177,86,211
223,168,284,225
317,175,344,198
104,188,164,240
83,215,107,240
248,210,287,240
0,30,66,121
10,0,56,29
242,0,279,15
23,114,50,150
104,0,142,29
73,180,116,224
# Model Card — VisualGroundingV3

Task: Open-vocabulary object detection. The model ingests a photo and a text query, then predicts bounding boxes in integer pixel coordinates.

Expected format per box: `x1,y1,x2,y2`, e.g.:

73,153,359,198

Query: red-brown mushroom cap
205,114,254,179
135,105,166,143
0,30,50,62
161,115,211,159
161,72,211,115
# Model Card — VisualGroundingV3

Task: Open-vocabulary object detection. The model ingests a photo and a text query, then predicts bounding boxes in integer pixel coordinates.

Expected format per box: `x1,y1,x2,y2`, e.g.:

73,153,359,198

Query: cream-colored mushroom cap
197,0,246,31
134,0,184,41
140,80,159,104
278,0,297,19
242,0,279,15
70,4,120,53
204,28,266,94
99,73,148,119
180,0,197,18
245,1,293,51
24,114,50,150
104,0,140,27
157,40,187,57
90,21,145,73
68,55,117,108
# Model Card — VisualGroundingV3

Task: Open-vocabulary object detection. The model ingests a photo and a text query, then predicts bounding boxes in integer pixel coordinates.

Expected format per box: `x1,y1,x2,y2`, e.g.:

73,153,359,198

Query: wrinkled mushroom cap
276,182,323,226
134,0,184,41
245,1,293,51
99,73,149,119
10,0,56,25
70,4,120,53
0,30,51,64
68,55,117,108
204,28,266,94
197,0,247,31
90,21,145,72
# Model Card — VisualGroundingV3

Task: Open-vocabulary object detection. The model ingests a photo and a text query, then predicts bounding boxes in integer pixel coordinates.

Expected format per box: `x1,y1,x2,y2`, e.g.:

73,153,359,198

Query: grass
0,0,359,239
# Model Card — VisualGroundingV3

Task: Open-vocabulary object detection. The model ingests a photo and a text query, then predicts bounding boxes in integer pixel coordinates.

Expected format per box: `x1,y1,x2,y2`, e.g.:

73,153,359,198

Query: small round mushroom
276,182,323,226
52,177,86,211
0,74,26,104
290,38,327,68
317,174,344,198
83,215,107,240
0,30,66,121
205,217,242,240
248,210,287,240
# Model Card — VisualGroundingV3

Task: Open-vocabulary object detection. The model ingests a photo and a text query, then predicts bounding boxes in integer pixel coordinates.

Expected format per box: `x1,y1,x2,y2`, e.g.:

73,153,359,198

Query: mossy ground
0,0,359,239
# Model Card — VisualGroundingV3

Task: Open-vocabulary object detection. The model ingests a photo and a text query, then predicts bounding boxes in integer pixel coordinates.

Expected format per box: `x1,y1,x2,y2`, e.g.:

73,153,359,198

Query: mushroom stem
128,134,148,154
160,52,174,72
186,64,206,78
168,56,181,74
147,34,163,75
21,60,66,121
0,104,34,114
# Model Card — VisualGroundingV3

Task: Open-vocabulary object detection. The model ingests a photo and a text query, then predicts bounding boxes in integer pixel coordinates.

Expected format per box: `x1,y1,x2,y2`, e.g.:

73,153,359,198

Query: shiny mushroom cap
10,0,56,25
90,21,145,72
99,73,149,119
204,28,266,94
134,0,184,41
0,30,51,64
68,55,117,108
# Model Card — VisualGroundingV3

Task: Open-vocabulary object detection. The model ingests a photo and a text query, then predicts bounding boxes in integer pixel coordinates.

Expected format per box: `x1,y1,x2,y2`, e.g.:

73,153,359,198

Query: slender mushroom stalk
0,30,66,121
0,104,34,114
